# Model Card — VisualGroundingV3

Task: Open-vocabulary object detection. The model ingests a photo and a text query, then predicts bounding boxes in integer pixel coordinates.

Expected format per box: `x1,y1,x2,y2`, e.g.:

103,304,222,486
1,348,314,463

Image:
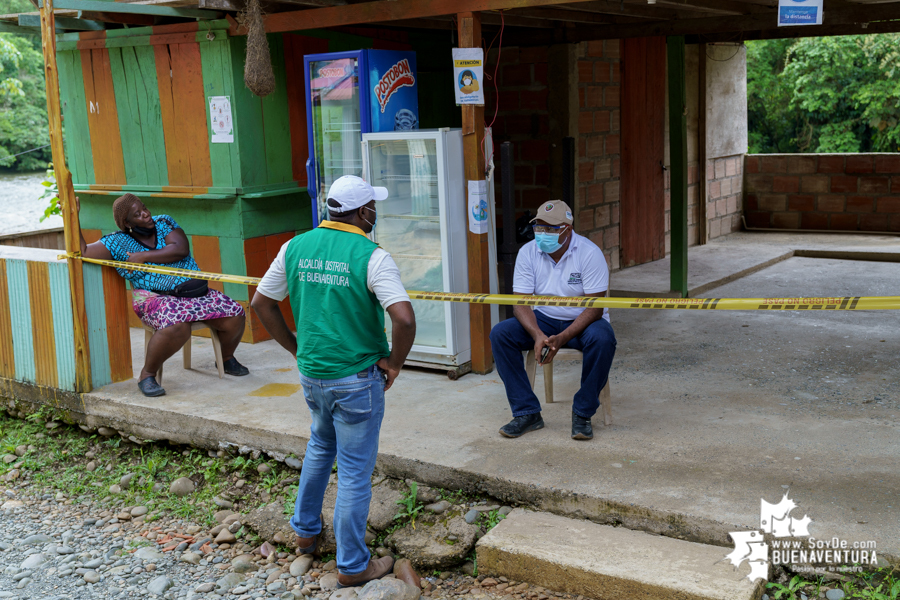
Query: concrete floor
612,230,900,297
83,233,900,561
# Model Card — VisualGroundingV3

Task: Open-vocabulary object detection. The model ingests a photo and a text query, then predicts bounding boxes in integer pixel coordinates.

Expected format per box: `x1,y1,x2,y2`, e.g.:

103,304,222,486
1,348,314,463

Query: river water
0,170,64,236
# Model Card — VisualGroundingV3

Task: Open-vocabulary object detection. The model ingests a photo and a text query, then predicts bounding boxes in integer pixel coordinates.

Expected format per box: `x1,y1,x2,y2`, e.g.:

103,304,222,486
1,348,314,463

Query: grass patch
0,409,296,526
766,567,900,600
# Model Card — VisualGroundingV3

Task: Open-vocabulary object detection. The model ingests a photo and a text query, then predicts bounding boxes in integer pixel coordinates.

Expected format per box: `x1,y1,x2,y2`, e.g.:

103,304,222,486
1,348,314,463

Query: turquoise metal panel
6,259,35,383
82,262,112,388
48,262,76,391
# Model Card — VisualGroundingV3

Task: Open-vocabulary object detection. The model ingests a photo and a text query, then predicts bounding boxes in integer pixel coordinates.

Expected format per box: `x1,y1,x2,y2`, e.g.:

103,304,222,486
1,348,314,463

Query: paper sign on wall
777,0,823,26
468,180,489,235
209,96,234,143
452,48,485,106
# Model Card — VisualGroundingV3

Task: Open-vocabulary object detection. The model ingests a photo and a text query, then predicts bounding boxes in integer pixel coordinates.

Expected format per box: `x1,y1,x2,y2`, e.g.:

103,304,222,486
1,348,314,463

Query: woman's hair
112,193,142,231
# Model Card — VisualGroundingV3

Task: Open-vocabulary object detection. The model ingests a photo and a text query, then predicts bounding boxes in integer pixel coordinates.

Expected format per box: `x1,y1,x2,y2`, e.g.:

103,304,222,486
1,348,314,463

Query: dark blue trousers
489,311,616,419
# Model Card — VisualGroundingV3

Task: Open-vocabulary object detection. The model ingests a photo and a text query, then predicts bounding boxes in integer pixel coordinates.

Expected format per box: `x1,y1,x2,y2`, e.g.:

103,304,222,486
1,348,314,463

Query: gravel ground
0,486,588,600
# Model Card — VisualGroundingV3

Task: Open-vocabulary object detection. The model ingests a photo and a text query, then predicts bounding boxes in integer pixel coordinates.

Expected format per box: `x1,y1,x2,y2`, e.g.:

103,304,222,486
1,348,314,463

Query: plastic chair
143,322,224,384
523,288,613,426
525,348,612,426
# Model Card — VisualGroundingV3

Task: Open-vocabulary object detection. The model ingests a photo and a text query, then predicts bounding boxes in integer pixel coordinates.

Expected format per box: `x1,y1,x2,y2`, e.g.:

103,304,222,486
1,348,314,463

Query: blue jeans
290,364,386,575
490,312,616,419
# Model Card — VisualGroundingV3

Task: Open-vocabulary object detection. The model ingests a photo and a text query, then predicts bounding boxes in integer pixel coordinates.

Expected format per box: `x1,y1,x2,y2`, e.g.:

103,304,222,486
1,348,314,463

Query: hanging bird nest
241,0,276,98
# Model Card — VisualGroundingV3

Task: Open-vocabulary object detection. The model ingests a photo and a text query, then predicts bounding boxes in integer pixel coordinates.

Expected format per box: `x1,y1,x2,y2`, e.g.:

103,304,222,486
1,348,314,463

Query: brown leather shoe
294,534,318,555
295,514,324,555
337,557,395,588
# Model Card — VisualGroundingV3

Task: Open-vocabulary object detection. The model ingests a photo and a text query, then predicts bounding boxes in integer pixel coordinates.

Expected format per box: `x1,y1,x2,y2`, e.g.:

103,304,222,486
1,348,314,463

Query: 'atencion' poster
452,48,485,106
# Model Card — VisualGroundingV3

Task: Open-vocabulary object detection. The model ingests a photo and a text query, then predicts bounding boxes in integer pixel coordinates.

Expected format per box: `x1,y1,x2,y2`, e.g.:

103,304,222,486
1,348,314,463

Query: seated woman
78,192,249,397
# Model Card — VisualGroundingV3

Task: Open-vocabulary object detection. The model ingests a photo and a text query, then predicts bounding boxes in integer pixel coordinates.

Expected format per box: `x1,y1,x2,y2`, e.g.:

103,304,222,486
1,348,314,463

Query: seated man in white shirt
489,200,616,440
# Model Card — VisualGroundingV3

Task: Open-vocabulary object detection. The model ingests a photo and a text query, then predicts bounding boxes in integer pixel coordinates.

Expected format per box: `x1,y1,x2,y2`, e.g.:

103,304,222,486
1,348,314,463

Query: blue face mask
535,232,564,254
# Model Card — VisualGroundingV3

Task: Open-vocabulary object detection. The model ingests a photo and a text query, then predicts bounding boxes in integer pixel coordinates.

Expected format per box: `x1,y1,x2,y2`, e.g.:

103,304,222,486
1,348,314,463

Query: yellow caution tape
61,254,900,310
65,255,262,286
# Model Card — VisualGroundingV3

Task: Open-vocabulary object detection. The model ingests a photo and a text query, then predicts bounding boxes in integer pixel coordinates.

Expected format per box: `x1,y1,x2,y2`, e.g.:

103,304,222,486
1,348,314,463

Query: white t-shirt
255,239,410,310
512,232,610,322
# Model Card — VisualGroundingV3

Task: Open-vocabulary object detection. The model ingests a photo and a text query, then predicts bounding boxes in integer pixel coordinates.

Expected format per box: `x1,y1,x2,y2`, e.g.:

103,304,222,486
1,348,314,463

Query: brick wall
706,155,744,240
485,46,551,215
744,154,900,231
574,40,621,270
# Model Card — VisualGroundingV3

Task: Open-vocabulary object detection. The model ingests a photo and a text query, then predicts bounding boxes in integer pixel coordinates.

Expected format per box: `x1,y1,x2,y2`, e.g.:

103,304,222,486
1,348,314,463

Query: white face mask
361,206,377,229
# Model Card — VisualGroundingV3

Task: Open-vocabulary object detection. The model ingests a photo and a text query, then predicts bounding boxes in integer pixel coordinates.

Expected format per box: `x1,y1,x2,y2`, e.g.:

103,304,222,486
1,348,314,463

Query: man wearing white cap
489,199,616,440
251,175,416,587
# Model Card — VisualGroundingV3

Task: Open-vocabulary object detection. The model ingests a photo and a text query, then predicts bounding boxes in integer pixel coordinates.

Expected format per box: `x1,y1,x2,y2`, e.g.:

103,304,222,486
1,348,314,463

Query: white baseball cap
326,175,388,212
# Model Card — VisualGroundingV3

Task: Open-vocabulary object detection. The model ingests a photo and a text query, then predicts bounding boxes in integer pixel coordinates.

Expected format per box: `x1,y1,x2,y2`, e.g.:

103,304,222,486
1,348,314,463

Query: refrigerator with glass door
362,128,499,376
304,50,419,226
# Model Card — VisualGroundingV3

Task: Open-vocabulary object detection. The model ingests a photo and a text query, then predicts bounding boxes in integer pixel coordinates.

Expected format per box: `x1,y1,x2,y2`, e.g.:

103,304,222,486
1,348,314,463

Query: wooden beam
37,0,221,19
667,35,688,297
458,11,493,375
689,18,900,42
255,0,605,34
560,1,692,20
20,13,103,28
506,2,900,43
78,10,157,25
39,0,93,393
0,21,40,33
653,0,768,15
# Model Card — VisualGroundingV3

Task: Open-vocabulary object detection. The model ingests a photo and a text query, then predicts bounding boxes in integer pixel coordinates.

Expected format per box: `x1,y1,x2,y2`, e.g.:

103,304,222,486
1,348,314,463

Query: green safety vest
285,221,390,379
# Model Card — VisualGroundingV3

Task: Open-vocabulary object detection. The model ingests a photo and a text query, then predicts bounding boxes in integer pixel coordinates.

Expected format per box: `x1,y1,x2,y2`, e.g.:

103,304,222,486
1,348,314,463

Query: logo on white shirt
567,272,582,285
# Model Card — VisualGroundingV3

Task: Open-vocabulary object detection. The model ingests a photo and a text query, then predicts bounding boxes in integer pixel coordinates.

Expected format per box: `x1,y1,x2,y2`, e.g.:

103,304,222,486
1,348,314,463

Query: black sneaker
222,357,250,376
137,376,165,397
572,414,593,440
499,413,544,438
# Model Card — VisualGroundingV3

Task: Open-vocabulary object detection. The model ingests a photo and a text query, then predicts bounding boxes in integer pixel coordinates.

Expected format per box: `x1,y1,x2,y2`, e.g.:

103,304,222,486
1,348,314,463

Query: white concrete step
476,509,763,600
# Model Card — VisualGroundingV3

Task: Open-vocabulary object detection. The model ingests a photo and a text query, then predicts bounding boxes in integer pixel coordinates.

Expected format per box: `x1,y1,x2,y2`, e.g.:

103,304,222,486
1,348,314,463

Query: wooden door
621,36,666,267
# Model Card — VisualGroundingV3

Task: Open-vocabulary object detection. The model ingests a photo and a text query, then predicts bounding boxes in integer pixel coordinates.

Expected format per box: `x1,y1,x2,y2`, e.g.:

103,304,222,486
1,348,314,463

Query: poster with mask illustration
468,180,489,234
452,48,484,106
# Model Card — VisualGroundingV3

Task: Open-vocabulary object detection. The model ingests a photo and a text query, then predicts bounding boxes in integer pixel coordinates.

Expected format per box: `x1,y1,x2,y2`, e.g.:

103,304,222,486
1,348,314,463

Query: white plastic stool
143,322,224,384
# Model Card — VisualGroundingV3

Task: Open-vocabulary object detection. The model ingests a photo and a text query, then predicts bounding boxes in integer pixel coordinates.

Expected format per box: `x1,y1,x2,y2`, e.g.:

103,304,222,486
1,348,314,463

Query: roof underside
4,0,900,44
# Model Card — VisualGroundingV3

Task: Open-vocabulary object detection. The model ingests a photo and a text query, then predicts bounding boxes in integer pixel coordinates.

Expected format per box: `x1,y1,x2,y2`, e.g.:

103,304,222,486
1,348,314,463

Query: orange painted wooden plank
27,261,58,388
152,21,199,35
79,30,107,41
190,235,224,292
88,184,124,191
154,44,191,187
170,43,213,188
83,229,103,244
102,266,134,383
81,48,126,185
0,260,14,379
283,34,327,185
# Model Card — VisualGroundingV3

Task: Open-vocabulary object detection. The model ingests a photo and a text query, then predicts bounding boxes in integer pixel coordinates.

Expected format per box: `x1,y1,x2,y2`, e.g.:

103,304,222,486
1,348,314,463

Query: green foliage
479,509,506,531
766,575,805,600
0,33,51,171
748,34,900,154
394,482,423,529
38,163,59,221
